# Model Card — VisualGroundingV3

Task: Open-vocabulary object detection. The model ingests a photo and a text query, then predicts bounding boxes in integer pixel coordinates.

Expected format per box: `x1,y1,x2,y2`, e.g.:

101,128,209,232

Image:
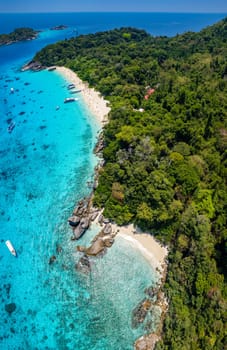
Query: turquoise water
0,20,160,350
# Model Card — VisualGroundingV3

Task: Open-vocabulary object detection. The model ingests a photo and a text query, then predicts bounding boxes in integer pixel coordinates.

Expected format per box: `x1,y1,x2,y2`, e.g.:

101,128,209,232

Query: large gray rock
73,225,86,239
103,223,112,234
80,217,90,229
68,216,80,227
90,211,99,221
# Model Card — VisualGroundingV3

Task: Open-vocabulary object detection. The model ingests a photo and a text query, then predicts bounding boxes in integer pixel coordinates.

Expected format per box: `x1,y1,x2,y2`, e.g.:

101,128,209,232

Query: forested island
34,18,227,349
0,27,39,46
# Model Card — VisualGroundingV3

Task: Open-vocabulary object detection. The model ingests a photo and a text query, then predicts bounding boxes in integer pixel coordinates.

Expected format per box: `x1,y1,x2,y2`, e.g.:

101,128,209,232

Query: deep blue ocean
0,12,226,350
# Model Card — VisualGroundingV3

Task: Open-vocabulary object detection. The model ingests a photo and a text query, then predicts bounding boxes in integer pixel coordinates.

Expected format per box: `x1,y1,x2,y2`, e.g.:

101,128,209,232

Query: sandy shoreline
57,66,168,278
55,66,111,125
114,224,168,279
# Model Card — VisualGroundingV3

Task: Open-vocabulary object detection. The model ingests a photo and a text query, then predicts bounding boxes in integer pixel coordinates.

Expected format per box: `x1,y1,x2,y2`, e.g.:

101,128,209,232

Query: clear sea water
0,12,226,350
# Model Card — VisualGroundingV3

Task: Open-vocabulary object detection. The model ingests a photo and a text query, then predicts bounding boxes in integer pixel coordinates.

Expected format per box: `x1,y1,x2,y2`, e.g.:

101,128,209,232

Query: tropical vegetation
0,27,38,46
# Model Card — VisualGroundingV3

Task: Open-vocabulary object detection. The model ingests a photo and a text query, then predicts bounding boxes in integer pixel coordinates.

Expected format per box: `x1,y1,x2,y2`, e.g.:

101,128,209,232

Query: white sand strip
113,224,168,278
55,66,110,125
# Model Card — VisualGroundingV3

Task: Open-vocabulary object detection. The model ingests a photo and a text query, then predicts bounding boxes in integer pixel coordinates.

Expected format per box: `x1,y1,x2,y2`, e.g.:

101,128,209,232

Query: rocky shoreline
67,194,168,350
65,134,168,350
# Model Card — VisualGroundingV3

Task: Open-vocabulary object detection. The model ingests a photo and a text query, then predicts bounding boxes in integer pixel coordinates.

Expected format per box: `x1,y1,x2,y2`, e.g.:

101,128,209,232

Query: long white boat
5,240,17,257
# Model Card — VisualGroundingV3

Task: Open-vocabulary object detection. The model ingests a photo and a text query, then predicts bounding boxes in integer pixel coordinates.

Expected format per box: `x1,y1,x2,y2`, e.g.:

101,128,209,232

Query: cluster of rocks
77,218,116,257
68,197,99,240
94,132,105,155
67,196,117,274
132,284,168,350
21,60,43,72
75,223,116,274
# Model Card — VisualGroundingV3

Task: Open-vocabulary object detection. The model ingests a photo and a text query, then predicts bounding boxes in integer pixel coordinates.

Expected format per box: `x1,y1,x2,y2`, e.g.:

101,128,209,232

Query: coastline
57,65,168,280
55,66,111,125
114,224,168,280
58,65,168,349
56,67,168,278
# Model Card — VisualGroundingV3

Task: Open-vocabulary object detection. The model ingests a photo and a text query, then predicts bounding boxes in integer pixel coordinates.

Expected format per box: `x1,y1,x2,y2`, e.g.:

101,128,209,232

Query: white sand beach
56,66,111,125
57,66,168,280
114,224,168,279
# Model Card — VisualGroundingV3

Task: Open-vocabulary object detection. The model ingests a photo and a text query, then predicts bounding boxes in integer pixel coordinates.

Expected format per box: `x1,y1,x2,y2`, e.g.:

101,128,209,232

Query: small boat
70,89,81,94
7,121,15,133
5,240,17,257
10,87,14,94
67,84,75,90
64,97,78,103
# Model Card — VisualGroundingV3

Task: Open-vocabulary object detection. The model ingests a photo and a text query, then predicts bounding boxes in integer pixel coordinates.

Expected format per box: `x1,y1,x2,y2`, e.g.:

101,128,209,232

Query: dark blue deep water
0,12,226,350
1,12,226,37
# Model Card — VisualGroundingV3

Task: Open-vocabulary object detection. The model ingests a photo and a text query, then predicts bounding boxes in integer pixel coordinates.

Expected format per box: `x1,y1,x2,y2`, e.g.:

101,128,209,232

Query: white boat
5,240,17,257
67,83,75,90
64,97,78,103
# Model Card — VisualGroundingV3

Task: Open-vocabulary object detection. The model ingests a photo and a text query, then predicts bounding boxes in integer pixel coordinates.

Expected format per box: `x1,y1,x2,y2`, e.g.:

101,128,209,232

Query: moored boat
67,83,75,90
70,89,82,94
64,97,78,103
5,240,17,256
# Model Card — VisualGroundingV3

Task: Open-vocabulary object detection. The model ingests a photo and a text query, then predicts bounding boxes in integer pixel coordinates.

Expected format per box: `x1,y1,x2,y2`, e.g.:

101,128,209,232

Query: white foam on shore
114,224,168,280
55,66,111,125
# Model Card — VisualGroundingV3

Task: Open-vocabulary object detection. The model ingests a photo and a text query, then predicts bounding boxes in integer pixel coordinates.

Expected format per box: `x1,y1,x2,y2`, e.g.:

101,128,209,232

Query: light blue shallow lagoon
0,12,226,350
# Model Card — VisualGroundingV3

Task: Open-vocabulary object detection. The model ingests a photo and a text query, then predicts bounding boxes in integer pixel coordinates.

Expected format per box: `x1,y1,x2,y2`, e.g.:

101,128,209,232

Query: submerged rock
49,255,56,264
132,298,152,328
5,303,16,314
76,255,91,274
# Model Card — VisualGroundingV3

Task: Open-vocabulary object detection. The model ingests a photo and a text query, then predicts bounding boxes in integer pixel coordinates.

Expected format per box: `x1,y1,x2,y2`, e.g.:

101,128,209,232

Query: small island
0,27,39,46
50,24,68,31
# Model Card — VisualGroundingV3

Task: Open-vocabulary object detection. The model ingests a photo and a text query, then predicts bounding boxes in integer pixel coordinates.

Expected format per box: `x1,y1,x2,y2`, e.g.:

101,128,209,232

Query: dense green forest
34,18,227,349
0,27,38,46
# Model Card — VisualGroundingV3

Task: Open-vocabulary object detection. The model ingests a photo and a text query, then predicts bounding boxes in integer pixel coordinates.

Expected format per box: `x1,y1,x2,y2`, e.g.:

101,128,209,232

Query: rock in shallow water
131,298,152,328
76,255,91,274
134,333,160,350
85,239,105,256
5,303,16,314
